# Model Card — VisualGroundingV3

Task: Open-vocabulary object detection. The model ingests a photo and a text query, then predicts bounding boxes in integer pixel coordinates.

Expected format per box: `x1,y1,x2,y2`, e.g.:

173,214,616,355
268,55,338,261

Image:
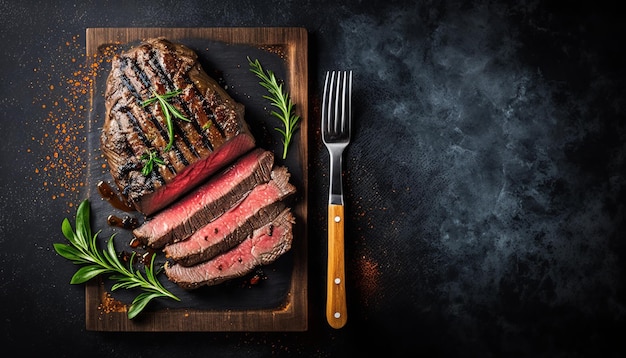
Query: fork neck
327,146,345,205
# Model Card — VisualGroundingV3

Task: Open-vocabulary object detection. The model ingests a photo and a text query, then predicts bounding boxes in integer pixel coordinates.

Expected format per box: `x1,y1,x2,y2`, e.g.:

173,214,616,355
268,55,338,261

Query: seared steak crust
101,37,255,215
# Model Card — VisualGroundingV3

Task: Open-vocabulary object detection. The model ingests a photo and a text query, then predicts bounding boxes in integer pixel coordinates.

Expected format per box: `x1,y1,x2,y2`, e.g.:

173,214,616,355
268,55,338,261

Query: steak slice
164,208,295,289
101,37,255,215
132,148,274,248
163,167,295,266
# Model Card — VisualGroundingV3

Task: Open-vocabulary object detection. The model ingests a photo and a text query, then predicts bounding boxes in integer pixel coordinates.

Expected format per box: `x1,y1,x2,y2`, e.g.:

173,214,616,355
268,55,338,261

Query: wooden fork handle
326,204,347,328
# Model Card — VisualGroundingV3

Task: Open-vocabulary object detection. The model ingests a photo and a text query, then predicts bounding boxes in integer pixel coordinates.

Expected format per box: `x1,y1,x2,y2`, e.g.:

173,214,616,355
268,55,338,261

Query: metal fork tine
322,70,353,139
324,71,338,135
334,71,341,134
347,71,352,136
340,71,351,135
337,72,343,133
329,71,337,133
322,71,330,133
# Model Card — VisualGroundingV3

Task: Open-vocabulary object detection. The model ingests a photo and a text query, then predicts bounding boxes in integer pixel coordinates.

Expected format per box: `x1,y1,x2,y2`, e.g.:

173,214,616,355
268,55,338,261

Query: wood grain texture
84,27,308,332
326,204,347,328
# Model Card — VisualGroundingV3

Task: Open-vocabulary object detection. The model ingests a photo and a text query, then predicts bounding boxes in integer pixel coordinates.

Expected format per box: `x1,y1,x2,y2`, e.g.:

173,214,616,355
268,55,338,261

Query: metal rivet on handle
334,216,341,223
334,278,341,284
334,312,341,319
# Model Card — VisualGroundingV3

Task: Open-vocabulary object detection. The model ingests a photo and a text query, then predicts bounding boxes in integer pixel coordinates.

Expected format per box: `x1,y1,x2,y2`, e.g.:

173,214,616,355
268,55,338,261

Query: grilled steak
101,37,255,215
132,148,274,248
163,167,295,266
164,208,294,289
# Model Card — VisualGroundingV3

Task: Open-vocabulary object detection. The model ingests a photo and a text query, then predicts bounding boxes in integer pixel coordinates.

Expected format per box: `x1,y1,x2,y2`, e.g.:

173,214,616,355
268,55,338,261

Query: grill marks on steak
164,208,294,289
101,37,255,215
132,149,275,249
163,166,296,267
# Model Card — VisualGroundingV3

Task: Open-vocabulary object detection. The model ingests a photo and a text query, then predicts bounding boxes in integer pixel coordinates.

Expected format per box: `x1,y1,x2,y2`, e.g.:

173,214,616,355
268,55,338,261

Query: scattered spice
258,45,287,61
99,288,126,314
356,254,382,308
28,34,119,212
245,268,267,287
249,275,261,285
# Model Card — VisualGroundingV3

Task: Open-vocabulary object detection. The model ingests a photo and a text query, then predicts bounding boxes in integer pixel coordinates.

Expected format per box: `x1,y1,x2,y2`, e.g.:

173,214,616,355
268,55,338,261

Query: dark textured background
1,0,625,356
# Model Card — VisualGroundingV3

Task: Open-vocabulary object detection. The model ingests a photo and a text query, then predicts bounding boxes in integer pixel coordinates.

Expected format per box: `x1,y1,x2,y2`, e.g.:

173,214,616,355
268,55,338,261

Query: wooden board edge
86,27,308,50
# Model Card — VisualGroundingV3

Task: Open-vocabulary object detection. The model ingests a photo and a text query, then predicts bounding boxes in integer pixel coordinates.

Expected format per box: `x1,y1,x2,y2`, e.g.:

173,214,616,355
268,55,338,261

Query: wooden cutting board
84,27,308,331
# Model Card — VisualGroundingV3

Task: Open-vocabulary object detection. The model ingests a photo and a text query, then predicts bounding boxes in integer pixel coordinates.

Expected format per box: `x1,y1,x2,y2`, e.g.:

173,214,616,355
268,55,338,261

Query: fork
322,70,352,329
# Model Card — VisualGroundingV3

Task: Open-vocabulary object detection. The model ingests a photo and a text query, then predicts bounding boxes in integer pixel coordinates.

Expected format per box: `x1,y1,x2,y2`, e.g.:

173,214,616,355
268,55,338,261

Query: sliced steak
101,37,255,215
164,208,294,289
132,148,274,248
163,167,295,266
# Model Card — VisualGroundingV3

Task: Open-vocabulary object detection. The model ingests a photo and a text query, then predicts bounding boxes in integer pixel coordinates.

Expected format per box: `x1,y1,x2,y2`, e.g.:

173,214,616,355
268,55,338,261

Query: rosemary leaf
248,57,301,159
140,149,165,176
53,199,180,319
141,90,189,151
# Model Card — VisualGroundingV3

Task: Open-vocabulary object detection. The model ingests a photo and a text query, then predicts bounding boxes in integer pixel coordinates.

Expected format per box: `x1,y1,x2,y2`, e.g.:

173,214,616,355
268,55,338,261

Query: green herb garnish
53,199,180,319
140,149,165,176
248,57,301,159
141,89,191,151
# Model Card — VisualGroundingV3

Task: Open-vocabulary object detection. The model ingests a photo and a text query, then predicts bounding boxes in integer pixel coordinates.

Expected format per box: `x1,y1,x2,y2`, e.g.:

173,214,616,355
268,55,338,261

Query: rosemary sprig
140,149,165,176
248,57,301,159
141,89,191,151
53,199,180,319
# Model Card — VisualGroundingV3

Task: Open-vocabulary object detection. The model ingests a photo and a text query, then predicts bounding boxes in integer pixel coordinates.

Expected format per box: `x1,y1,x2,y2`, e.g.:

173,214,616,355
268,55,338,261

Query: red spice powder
356,254,382,308
28,34,118,212
99,291,127,314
